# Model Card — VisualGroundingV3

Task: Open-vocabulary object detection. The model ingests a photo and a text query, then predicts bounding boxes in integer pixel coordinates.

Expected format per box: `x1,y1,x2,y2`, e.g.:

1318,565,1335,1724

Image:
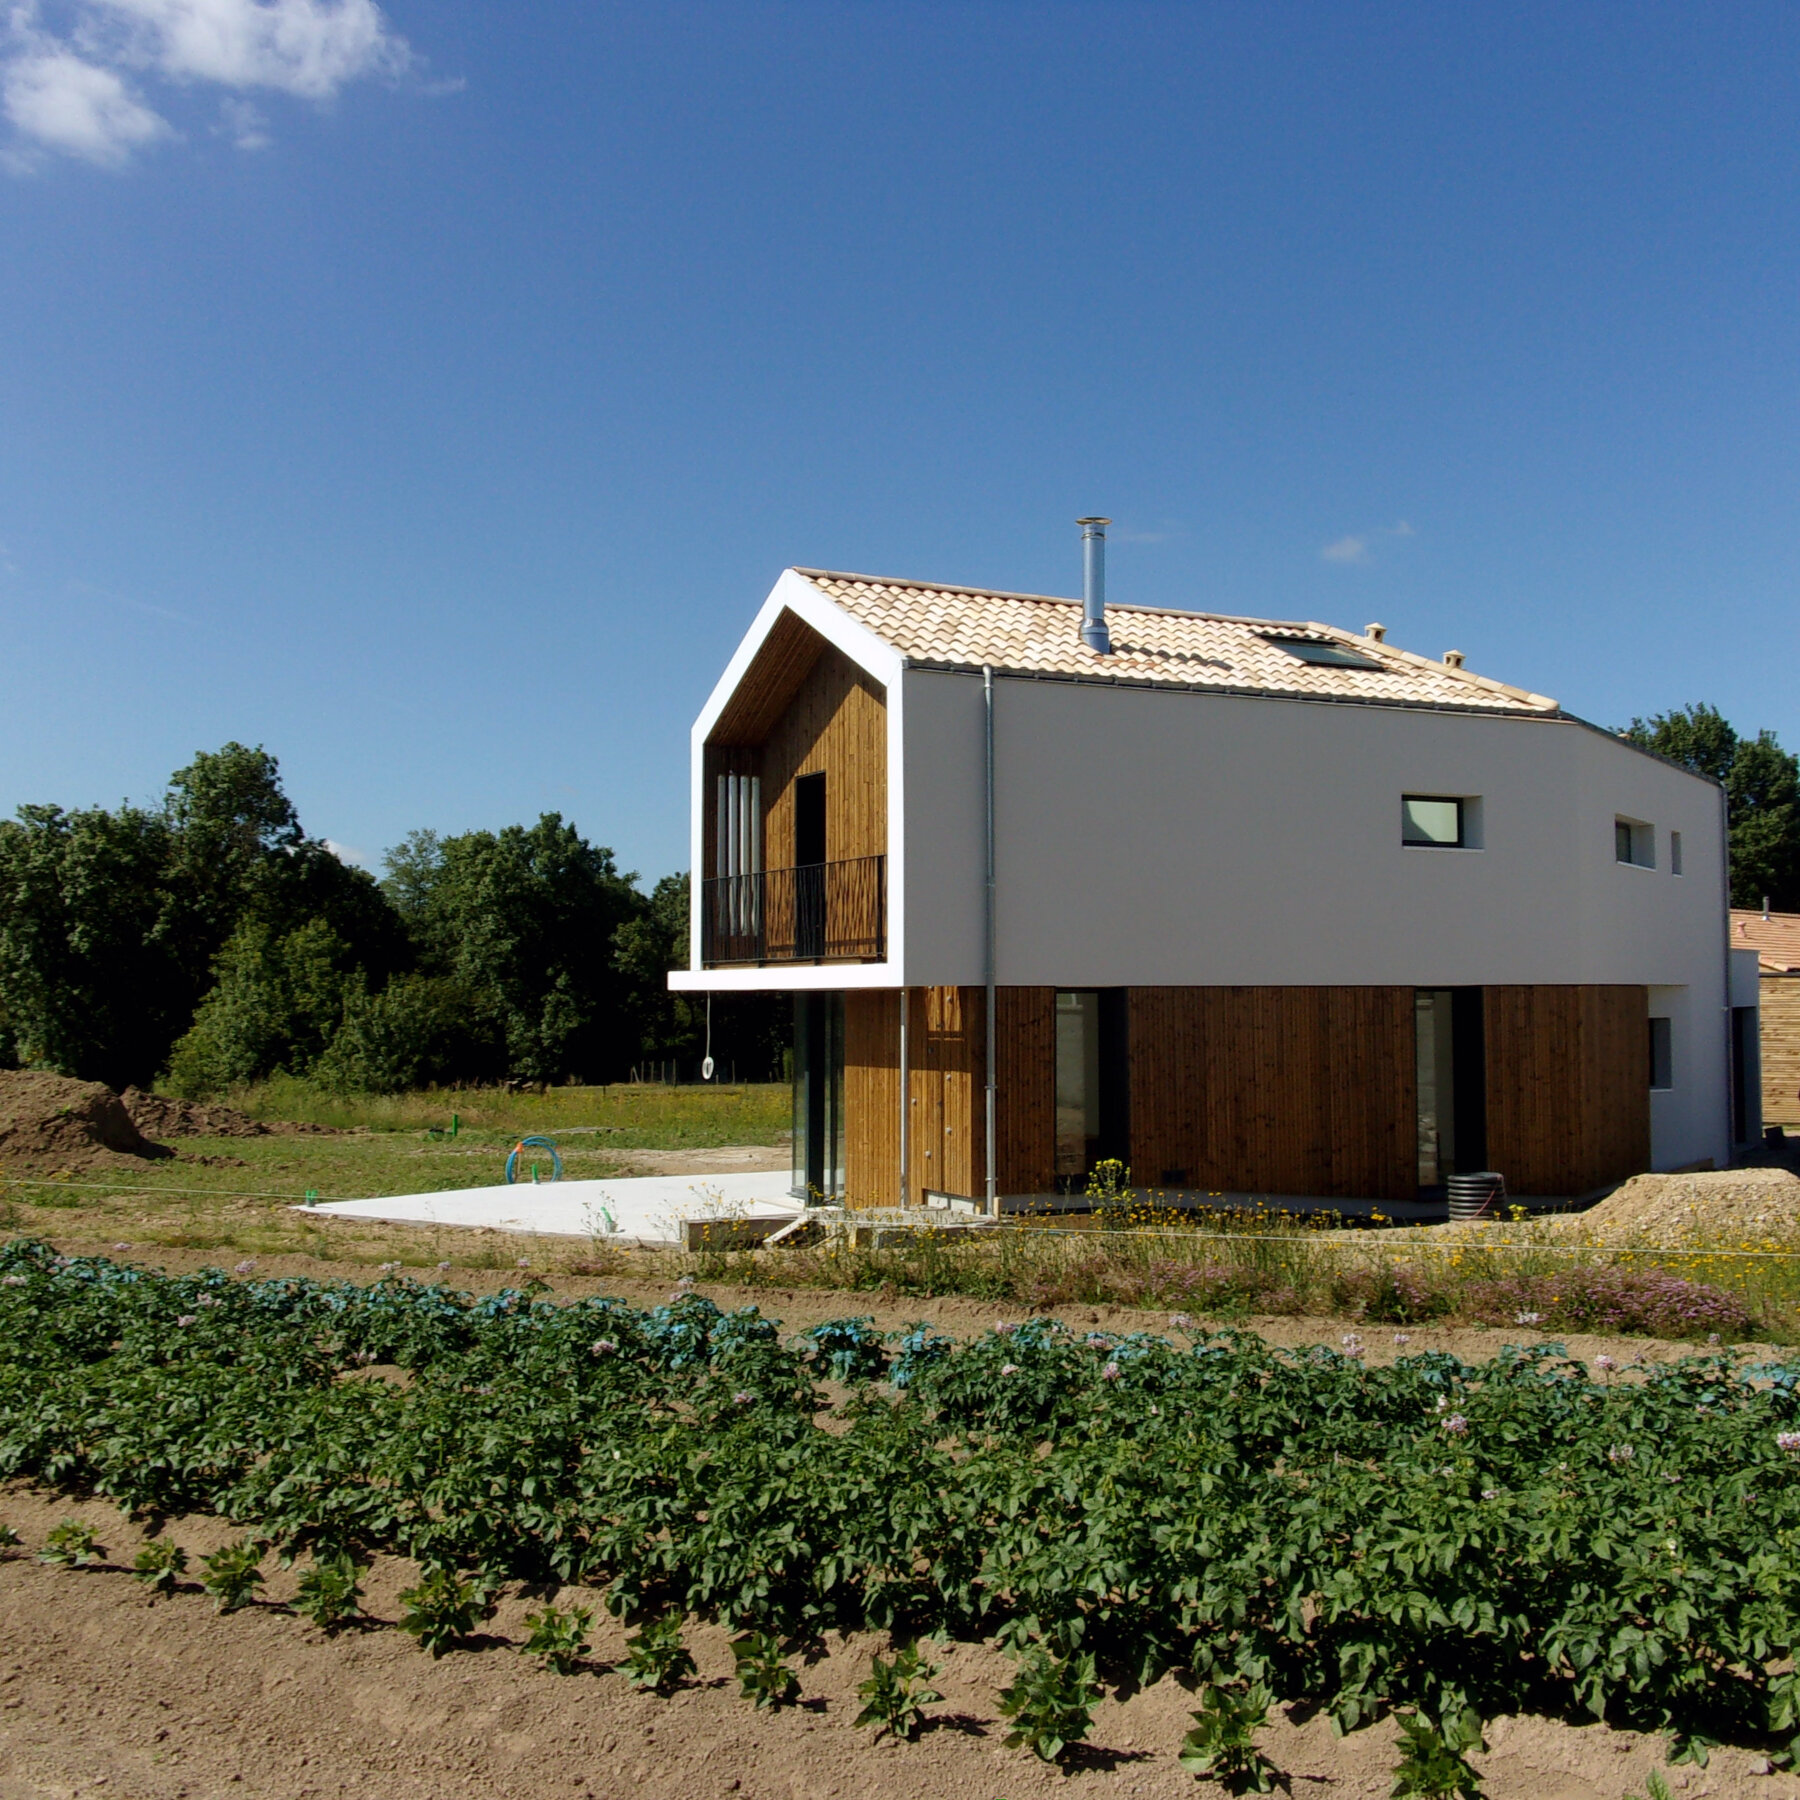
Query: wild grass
227,1075,791,1147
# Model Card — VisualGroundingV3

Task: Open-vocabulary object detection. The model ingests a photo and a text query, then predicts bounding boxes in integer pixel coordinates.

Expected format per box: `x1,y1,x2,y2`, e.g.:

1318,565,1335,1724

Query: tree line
1622,703,1800,908
0,744,782,1095
0,708,1794,1098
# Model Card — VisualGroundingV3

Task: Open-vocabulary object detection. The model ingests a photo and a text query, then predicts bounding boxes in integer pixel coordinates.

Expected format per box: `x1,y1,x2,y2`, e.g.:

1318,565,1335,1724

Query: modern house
672,530,1752,1208
1730,906,1800,1131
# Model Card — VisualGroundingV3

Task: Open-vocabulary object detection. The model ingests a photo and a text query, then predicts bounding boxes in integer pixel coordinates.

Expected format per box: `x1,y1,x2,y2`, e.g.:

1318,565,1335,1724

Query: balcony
702,854,886,967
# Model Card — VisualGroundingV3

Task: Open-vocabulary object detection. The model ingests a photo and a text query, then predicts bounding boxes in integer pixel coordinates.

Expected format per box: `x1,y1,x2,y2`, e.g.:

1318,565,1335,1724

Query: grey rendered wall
899,666,1730,1170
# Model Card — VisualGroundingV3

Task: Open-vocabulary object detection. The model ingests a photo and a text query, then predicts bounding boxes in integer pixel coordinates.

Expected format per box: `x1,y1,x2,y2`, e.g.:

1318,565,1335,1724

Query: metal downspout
898,987,910,1207
984,665,998,1216
1720,781,1735,1163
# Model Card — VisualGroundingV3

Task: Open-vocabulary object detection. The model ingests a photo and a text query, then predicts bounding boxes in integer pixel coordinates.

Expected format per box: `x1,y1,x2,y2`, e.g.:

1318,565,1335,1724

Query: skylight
1260,635,1386,671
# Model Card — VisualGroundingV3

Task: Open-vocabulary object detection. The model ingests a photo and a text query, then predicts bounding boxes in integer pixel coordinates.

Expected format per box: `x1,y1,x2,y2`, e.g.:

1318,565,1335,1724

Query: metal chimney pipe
1078,517,1112,654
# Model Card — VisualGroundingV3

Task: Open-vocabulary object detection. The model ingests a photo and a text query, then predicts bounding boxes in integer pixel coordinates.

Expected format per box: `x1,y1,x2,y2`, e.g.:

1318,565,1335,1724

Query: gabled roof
793,569,1560,716
1732,909,1800,974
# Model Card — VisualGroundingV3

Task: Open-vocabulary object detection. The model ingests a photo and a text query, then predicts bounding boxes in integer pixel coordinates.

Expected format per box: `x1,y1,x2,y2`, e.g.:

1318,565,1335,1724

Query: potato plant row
3,1238,1799,1764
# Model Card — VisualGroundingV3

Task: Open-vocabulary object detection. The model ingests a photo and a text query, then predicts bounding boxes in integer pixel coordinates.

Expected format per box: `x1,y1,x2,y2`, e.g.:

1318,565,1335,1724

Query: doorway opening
1415,987,1487,1188
795,772,826,958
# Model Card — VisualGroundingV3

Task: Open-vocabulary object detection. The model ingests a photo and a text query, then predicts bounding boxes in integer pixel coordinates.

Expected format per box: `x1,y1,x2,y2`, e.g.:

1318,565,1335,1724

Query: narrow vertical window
1670,830,1683,875
1648,1016,1673,1090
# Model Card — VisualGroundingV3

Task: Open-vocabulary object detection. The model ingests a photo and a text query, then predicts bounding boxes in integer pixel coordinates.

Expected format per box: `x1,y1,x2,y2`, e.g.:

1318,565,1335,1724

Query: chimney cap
1443,649,1465,669
1076,516,1111,528
1364,622,1387,642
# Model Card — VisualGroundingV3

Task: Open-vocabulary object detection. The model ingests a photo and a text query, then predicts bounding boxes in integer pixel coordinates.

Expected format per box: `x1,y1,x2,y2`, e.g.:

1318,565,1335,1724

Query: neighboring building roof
1731,908,1800,974
793,569,1560,715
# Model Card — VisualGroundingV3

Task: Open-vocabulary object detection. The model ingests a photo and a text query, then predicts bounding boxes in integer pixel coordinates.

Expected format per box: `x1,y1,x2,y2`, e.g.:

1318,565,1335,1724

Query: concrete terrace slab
296,1172,803,1247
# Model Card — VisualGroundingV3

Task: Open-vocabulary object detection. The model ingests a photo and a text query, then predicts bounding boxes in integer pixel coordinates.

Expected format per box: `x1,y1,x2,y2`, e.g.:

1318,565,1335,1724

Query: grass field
0,1080,792,1266
5,1077,1800,1341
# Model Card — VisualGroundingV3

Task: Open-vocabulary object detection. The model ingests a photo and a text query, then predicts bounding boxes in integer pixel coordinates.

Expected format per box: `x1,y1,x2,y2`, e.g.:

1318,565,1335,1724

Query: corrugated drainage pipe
1446,1171,1507,1222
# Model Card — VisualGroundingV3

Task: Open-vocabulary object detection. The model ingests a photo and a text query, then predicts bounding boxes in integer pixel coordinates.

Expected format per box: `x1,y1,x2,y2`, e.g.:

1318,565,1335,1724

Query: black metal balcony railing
702,855,886,966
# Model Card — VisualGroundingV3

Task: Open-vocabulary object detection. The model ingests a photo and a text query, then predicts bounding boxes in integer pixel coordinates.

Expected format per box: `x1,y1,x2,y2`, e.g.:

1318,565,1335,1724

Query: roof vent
1443,649,1465,669
1077,517,1111,655
1364,622,1387,642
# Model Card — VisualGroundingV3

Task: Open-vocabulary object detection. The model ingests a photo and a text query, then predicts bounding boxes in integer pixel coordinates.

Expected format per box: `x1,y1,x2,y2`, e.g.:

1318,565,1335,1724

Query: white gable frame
670,569,908,992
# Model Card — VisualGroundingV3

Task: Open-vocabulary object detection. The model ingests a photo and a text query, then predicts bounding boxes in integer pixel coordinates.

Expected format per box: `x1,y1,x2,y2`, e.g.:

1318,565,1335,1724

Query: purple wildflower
234,1259,256,1276
1441,1414,1469,1437
732,1390,753,1406
1101,1361,1121,1381
1000,1362,1020,1377
591,1339,618,1357
175,1314,197,1328
1777,1432,1800,1454
1608,1444,1635,1465
1515,1311,1542,1326
1393,1332,1412,1346
1595,1355,1618,1372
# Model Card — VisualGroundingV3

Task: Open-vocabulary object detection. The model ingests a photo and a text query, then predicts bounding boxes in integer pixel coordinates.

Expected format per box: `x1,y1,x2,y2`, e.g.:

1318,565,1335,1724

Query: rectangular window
1402,795,1465,848
1670,830,1683,875
1054,991,1102,1181
1648,1015,1673,1090
1616,817,1655,868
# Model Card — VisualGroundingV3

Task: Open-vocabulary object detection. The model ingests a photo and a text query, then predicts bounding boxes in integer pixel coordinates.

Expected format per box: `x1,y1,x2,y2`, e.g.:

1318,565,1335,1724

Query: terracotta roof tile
1731,909,1800,974
793,570,1559,715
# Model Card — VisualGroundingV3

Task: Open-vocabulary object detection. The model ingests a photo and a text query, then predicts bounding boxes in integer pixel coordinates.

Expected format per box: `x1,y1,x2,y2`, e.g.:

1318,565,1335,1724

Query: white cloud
4,0,418,167
321,838,367,866
81,0,410,100
1320,521,1418,566
2,41,168,164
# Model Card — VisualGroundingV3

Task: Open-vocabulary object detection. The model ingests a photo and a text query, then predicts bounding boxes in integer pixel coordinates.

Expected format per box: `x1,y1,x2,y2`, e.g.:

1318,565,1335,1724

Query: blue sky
3,2,1797,884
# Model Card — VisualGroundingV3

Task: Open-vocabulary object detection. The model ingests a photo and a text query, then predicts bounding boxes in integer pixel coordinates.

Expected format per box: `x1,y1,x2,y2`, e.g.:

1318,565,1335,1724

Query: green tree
164,918,361,1095
0,803,187,1085
392,814,647,1084
1623,704,1800,909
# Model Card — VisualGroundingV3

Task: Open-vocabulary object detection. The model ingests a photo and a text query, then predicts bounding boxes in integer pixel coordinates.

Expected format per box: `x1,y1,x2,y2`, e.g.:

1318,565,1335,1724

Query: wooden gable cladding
758,644,887,874
708,608,828,746
1484,985,1648,1195
1127,987,1418,1201
702,612,887,884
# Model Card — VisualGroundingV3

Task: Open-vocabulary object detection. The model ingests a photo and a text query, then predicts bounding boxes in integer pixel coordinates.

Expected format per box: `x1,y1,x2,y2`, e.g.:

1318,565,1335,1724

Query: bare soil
1439,1168,1800,1250
1,1245,1792,1798
0,1071,174,1176
0,1482,1790,1800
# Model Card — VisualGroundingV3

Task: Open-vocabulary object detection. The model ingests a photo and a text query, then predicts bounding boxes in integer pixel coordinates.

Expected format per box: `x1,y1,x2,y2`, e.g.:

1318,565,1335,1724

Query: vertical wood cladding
844,989,900,1207
759,646,887,872
1761,978,1800,1129
995,988,1057,1196
843,983,1650,1207
703,620,886,883
1484,985,1648,1195
1128,987,1418,1201
845,986,1054,1207
909,986,984,1202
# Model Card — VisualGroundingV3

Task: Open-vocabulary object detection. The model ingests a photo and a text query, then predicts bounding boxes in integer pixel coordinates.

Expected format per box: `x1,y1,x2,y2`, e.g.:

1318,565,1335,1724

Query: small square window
1402,795,1465,848
1615,817,1655,868
1648,1016,1673,1090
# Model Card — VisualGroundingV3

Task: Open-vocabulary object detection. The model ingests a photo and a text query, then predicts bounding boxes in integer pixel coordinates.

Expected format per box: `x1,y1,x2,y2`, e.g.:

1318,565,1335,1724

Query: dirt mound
119,1086,271,1139
1573,1166,1800,1245
0,1070,175,1174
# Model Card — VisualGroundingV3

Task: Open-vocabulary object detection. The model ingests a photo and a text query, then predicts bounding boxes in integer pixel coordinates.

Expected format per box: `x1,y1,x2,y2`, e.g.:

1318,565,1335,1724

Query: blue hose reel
505,1135,563,1184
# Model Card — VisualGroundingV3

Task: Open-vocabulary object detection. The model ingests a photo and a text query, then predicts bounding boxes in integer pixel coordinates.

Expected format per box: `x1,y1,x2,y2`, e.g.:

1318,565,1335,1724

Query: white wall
899,666,1732,1168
